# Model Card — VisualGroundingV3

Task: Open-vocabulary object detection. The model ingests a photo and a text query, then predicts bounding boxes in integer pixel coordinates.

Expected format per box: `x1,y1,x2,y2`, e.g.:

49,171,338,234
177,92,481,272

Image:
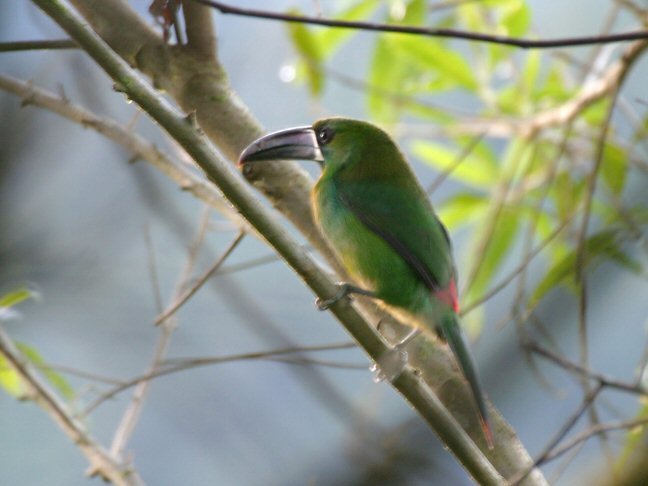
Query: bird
239,117,493,447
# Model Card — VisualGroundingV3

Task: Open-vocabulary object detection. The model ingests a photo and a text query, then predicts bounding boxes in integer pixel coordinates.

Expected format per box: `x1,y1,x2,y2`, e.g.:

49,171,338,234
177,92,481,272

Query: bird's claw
315,283,352,311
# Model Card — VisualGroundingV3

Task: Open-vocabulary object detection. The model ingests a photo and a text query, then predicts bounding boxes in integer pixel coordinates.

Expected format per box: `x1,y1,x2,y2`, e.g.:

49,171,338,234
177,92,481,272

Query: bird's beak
239,126,324,165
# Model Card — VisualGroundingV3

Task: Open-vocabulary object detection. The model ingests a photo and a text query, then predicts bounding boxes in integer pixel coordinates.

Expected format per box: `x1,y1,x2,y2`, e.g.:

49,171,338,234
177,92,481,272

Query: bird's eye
317,127,334,145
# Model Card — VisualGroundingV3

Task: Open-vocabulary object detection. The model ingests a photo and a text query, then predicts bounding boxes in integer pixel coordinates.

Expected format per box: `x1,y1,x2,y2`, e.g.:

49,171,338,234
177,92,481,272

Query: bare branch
0,39,77,51
0,74,252,234
182,0,217,58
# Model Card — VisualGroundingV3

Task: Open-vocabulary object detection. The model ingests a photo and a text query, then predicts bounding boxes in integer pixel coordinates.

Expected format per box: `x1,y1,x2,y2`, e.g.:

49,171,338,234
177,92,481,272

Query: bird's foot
315,283,376,311
370,329,422,382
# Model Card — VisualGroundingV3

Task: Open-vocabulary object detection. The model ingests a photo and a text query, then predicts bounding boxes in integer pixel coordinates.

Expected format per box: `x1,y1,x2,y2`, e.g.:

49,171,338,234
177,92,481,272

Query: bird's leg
371,328,423,383
315,283,377,310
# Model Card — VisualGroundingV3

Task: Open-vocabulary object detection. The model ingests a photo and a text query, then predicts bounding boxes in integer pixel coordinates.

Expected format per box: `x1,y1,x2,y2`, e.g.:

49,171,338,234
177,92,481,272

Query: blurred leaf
615,402,648,471
499,136,532,177
17,343,74,401
553,171,584,221
601,142,628,195
530,229,642,306
498,85,527,114
0,287,34,309
316,0,381,57
462,304,485,340
412,141,498,187
458,2,485,32
0,354,24,398
535,64,571,102
500,0,531,37
522,49,541,97
399,0,426,24
368,37,405,120
286,10,324,96
392,36,478,92
368,33,433,120
468,206,520,297
582,98,609,126
0,287,37,321
438,193,488,229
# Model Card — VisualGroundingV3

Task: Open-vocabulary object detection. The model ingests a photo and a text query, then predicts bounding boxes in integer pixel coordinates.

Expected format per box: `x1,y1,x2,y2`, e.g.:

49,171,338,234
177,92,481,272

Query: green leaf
522,49,541,97
316,0,381,57
601,142,628,195
391,36,478,92
400,0,426,25
0,354,25,398
0,287,34,309
0,287,37,321
286,11,324,96
412,141,498,187
458,2,485,32
500,0,531,37
17,343,75,401
535,64,571,102
438,193,488,229
552,171,584,221
582,99,609,126
530,229,642,306
368,37,407,121
615,401,648,471
497,85,527,114
467,206,520,298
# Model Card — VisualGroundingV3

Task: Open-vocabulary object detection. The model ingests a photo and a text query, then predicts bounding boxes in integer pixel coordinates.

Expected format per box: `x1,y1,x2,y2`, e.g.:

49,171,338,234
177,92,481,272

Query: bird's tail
439,313,494,449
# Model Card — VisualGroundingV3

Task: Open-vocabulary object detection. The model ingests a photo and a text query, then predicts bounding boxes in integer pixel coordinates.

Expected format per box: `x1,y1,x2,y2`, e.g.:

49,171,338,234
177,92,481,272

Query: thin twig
110,210,215,457
195,0,648,49
0,74,252,234
543,417,648,463
526,342,647,396
573,68,622,448
154,230,245,324
507,384,603,485
0,327,144,486
461,198,575,315
85,342,358,414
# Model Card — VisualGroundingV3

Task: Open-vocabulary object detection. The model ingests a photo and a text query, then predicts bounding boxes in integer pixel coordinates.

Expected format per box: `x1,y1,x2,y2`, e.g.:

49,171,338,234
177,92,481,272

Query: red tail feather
480,416,495,450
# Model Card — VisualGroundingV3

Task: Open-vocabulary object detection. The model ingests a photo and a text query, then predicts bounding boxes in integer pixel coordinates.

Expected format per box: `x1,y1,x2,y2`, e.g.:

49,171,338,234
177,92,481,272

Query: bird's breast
312,180,425,310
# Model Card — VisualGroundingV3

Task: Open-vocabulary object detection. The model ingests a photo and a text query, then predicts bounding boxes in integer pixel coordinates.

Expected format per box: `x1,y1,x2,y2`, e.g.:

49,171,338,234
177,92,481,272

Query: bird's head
239,118,404,179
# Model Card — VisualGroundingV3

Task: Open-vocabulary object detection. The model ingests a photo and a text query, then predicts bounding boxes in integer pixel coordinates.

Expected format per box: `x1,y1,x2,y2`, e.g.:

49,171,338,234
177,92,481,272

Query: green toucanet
239,117,492,446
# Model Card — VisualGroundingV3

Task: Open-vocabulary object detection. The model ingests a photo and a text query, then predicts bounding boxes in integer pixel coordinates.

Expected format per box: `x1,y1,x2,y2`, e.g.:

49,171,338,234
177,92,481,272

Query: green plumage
240,117,492,446
312,119,455,314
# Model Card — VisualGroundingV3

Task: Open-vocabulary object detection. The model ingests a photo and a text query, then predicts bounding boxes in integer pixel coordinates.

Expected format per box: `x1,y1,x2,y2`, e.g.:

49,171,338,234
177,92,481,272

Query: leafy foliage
0,288,73,401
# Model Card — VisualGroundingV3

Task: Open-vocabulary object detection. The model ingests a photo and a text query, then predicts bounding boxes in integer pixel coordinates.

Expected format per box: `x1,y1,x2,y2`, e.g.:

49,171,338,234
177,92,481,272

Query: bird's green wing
337,180,455,291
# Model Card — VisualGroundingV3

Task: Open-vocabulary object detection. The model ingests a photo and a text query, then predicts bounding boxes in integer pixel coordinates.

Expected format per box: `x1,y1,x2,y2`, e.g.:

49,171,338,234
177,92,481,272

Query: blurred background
2,1,648,485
